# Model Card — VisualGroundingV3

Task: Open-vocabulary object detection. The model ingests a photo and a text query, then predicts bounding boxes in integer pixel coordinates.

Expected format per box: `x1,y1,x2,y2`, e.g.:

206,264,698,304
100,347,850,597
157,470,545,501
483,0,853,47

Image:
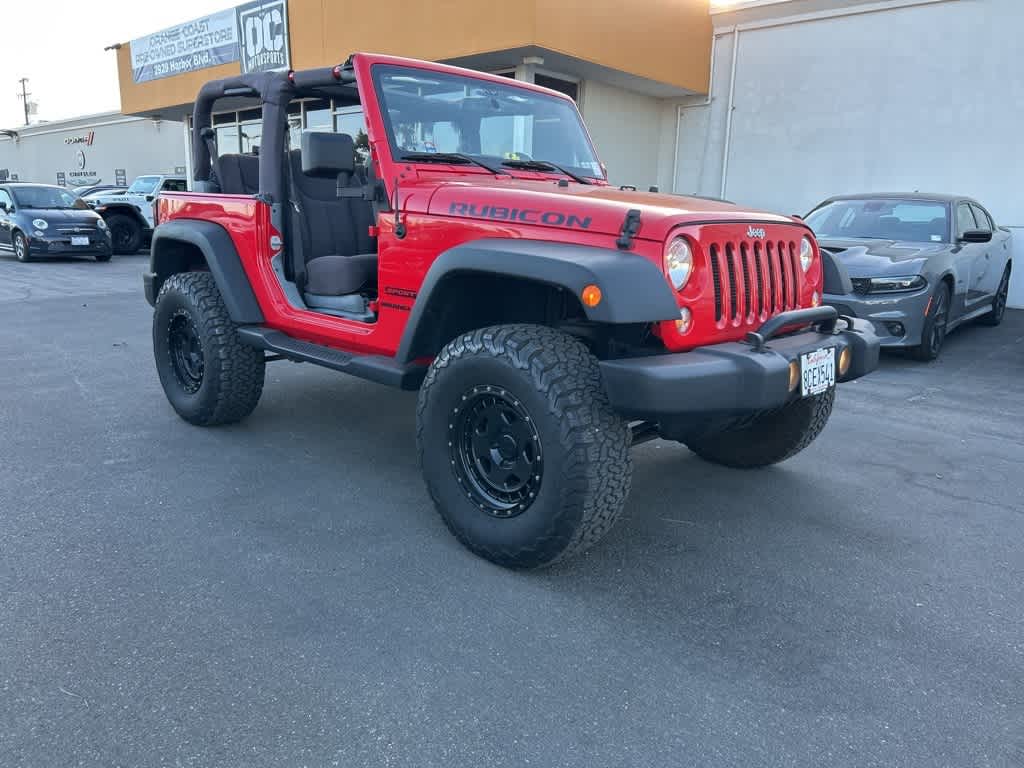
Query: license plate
71,236,89,246
800,347,836,397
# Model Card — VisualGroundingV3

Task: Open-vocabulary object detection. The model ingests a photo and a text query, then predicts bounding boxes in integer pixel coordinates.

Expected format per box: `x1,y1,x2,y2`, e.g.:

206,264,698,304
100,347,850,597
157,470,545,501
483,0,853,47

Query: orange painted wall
117,0,711,116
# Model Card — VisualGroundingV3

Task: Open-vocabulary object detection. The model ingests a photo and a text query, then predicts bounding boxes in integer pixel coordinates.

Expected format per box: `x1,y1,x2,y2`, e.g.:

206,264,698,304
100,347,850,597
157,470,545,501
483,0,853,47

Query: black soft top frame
191,61,359,203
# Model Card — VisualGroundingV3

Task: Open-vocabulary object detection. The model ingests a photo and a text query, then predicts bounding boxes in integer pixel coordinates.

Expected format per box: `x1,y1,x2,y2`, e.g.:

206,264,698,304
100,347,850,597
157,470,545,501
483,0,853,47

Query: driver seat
291,132,378,316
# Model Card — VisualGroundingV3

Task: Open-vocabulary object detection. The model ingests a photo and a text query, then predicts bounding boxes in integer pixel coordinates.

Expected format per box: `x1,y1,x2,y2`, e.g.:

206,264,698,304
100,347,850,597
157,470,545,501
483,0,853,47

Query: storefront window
305,99,332,131
215,125,240,156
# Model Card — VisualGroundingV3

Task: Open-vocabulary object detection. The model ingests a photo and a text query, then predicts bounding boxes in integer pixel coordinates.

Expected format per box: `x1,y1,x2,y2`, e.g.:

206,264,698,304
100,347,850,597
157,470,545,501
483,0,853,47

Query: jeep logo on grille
747,226,767,240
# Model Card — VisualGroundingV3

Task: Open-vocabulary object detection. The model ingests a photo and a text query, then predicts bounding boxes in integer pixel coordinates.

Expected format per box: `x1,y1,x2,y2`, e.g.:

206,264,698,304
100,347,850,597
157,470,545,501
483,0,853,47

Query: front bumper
824,287,930,347
27,234,112,257
599,309,879,421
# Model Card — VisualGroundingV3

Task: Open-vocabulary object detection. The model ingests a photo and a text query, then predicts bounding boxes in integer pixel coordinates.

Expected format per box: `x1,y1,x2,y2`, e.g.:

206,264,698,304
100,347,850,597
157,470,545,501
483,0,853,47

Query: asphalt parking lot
1,253,1021,768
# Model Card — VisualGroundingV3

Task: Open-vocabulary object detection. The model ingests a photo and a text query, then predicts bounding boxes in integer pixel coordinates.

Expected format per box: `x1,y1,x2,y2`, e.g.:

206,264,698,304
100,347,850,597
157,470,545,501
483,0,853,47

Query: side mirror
145,195,155,202
960,230,992,244
0,203,7,213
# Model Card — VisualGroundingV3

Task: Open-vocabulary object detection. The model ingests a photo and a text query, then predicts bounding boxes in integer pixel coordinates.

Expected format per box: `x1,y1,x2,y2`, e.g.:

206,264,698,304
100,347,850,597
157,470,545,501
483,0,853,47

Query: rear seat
217,153,260,195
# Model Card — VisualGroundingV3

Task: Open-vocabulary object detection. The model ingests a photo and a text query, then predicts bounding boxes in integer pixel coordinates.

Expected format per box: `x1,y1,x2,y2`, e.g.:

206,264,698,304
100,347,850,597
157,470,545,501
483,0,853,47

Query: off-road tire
153,272,265,426
978,265,1011,327
416,324,632,569
688,388,836,469
909,282,950,361
13,231,30,262
106,213,143,254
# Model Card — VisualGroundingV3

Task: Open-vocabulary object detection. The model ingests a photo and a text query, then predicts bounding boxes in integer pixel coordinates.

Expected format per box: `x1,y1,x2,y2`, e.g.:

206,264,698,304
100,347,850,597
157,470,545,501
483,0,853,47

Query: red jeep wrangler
145,54,879,568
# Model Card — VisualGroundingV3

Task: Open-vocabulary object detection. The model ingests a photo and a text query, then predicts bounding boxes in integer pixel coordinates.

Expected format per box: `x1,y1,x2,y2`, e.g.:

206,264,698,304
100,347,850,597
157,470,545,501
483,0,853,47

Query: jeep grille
708,237,801,325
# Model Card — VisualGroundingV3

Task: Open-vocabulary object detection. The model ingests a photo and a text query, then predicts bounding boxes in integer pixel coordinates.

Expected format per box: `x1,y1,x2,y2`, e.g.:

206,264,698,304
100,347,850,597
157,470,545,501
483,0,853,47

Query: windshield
10,185,88,210
373,65,603,180
127,176,161,195
806,199,950,243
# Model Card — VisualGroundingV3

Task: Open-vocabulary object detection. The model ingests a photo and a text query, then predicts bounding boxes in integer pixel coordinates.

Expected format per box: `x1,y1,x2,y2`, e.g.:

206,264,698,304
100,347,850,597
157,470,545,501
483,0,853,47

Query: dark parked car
72,184,127,198
0,183,113,262
806,194,1012,360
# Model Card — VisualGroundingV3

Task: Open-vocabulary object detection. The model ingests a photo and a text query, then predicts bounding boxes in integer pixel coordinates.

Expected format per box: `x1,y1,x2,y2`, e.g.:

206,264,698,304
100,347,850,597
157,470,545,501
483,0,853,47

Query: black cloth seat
304,253,378,296
288,133,378,306
217,153,260,195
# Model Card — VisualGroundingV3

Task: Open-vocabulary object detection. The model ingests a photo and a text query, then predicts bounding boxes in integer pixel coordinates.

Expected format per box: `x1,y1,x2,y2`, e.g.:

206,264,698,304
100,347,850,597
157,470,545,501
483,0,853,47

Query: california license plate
800,347,836,397
71,236,89,246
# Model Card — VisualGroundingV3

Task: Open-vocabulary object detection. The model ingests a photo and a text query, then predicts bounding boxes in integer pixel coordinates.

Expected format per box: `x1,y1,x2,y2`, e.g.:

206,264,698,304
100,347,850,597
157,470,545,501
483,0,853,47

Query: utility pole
16,78,30,126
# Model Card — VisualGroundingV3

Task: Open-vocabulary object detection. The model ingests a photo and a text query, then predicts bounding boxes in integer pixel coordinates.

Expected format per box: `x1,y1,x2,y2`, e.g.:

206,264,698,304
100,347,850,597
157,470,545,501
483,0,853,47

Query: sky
0,0,239,129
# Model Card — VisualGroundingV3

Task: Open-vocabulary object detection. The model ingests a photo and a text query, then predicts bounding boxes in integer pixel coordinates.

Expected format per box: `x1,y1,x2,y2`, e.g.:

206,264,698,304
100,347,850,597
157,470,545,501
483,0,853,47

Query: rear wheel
687,389,836,468
416,324,632,569
910,282,950,361
978,265,1011,326
153,272,265,426
107,213,143,254
13,232,30,262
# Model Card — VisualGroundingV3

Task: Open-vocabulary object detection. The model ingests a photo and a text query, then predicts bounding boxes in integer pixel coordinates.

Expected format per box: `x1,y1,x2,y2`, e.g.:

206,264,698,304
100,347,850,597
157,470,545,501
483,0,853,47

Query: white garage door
713,0,1023,305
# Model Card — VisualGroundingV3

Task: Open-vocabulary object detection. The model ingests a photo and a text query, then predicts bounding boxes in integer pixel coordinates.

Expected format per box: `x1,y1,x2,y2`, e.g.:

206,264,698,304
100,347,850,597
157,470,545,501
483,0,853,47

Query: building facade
0,112,185,190
112,0,1019,306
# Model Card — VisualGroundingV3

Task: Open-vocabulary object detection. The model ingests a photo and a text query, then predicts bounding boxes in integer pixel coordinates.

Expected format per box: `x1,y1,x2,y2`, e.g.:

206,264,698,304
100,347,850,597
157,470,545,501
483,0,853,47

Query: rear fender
148,219,263,323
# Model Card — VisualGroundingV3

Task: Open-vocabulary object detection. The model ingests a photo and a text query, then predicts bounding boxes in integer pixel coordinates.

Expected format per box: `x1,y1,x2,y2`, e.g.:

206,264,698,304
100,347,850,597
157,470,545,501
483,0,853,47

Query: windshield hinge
616,209,642,250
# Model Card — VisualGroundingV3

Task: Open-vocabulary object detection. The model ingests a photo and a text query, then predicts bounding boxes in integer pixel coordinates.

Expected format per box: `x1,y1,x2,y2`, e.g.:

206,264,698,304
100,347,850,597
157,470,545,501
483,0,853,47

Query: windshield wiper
501,159,592,185
399,152,504,175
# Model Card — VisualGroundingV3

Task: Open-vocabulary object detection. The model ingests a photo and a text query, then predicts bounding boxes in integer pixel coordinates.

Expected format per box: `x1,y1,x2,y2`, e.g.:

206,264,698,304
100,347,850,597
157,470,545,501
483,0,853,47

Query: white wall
679,0,1023,306
0,116,186,189
582,80,668,191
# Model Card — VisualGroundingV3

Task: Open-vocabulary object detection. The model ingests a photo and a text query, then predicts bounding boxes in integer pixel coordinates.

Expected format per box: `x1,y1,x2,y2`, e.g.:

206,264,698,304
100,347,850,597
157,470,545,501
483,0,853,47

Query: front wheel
909,282,950,361
13,232,30,262
687,388,836,469
416,325,633,569
106,214,143,254
153,271,265,426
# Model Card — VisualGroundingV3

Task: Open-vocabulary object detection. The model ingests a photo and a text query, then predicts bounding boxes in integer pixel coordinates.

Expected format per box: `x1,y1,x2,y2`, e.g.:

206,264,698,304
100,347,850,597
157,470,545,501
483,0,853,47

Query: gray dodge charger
805,194,1013,360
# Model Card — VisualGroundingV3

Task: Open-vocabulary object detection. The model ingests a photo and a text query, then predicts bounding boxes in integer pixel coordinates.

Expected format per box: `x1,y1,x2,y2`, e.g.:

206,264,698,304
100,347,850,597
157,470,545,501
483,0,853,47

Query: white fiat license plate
71,236,89,246
800,347,836,397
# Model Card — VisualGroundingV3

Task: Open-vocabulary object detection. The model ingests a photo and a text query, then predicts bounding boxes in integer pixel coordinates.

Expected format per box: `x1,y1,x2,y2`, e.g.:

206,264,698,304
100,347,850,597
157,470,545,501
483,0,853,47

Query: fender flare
97,203,149,229
149,219,264,324
396,238,680,363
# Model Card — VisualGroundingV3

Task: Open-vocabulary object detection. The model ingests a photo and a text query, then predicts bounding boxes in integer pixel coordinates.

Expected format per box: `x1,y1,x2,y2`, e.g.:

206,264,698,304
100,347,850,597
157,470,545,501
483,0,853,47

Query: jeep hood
426,178,801,242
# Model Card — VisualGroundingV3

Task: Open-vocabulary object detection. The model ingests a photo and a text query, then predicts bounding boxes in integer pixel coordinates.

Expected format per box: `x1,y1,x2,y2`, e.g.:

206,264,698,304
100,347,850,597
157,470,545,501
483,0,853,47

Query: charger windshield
373,66,603,180
806,198,950,243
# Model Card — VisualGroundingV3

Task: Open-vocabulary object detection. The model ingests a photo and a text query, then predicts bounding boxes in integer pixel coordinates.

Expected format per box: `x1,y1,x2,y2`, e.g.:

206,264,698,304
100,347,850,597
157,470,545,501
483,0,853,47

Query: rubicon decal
64,131,95,146
449,202,592,230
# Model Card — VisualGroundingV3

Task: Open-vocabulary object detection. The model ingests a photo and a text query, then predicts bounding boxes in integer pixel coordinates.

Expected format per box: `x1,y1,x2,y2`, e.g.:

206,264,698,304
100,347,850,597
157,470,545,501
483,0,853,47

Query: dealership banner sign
130,1,290,83
130,9,240,83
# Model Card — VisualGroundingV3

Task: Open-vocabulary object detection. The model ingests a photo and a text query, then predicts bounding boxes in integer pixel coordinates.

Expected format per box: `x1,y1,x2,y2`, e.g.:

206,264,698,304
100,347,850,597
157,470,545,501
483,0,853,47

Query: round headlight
96,217,107,230
665,236,693,291
799,236,814,273
32,219,48,230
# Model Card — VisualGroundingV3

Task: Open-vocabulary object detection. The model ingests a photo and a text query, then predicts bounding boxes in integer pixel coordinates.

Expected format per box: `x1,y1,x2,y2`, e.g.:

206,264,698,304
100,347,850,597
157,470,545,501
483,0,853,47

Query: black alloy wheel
926,284,950,358
450,385,543,518
167,309,205,394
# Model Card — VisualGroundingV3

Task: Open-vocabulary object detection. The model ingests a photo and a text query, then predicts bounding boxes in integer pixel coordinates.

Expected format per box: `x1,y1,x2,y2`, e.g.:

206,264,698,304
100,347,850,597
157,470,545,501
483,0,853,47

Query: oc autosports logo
747,226,767,240
237,0,290,73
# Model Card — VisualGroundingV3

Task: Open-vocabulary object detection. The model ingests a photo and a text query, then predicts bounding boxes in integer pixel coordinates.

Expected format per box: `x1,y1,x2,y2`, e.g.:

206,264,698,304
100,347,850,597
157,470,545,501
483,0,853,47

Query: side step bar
236,327,427,390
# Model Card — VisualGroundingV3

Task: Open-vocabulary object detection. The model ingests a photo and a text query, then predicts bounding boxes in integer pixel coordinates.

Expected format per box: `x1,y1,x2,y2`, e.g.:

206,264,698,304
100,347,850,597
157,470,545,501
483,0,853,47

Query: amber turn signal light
788,360,800,392
581,284,602,307
839,346,852,377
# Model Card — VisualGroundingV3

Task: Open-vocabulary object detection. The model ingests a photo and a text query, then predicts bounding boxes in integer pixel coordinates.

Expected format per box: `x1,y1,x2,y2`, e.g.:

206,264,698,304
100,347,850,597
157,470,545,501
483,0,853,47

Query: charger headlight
665,236,693,291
